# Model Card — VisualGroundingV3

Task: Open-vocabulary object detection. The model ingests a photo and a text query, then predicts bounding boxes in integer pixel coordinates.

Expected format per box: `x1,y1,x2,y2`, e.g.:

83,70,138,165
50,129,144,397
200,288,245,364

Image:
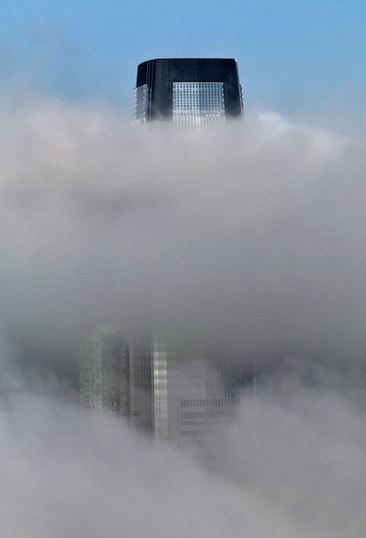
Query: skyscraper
132,58,243,124
80,58,248,446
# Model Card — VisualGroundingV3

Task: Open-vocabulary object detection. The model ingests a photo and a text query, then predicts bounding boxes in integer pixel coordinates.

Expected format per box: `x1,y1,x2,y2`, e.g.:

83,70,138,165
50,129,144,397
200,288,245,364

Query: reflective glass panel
172,82,225,124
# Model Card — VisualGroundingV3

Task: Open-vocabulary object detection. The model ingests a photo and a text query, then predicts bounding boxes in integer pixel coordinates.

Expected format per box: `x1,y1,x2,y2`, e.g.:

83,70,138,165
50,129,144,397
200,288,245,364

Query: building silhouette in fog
80,328,250,448
132,58,243,124
80,58,247,447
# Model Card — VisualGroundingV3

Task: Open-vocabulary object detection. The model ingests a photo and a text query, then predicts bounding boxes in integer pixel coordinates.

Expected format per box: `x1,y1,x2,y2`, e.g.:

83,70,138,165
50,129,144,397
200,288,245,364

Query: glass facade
132,84,150,122
152,333,171,441
79,327,130,416
150,333,240,448
128,337,153,432
172,82,225,124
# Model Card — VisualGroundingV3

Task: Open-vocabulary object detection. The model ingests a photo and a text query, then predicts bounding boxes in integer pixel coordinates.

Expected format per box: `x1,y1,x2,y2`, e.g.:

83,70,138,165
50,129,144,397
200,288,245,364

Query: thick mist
0,98,365,536
1,101,365,374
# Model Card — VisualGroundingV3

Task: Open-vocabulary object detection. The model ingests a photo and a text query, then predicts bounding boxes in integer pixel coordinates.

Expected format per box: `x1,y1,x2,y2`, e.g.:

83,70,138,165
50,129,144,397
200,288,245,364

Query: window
132,84,150,122
172,82,225,124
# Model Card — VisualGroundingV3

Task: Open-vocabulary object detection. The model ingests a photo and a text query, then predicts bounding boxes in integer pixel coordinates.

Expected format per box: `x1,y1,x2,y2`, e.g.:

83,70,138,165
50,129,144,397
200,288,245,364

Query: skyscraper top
137,57,239,67
133,58,243,123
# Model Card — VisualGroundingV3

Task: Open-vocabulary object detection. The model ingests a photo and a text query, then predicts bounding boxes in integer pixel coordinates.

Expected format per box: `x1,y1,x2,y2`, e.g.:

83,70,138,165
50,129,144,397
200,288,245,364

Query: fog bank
0,98,365,537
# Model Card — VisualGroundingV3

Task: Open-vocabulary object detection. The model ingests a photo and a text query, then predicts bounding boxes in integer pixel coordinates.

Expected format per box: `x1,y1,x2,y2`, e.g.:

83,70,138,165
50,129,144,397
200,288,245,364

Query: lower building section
79,327,251,448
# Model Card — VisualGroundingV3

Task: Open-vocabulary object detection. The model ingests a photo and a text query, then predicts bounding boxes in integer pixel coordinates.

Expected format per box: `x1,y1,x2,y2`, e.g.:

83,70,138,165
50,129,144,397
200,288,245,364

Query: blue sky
1,0,365,126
